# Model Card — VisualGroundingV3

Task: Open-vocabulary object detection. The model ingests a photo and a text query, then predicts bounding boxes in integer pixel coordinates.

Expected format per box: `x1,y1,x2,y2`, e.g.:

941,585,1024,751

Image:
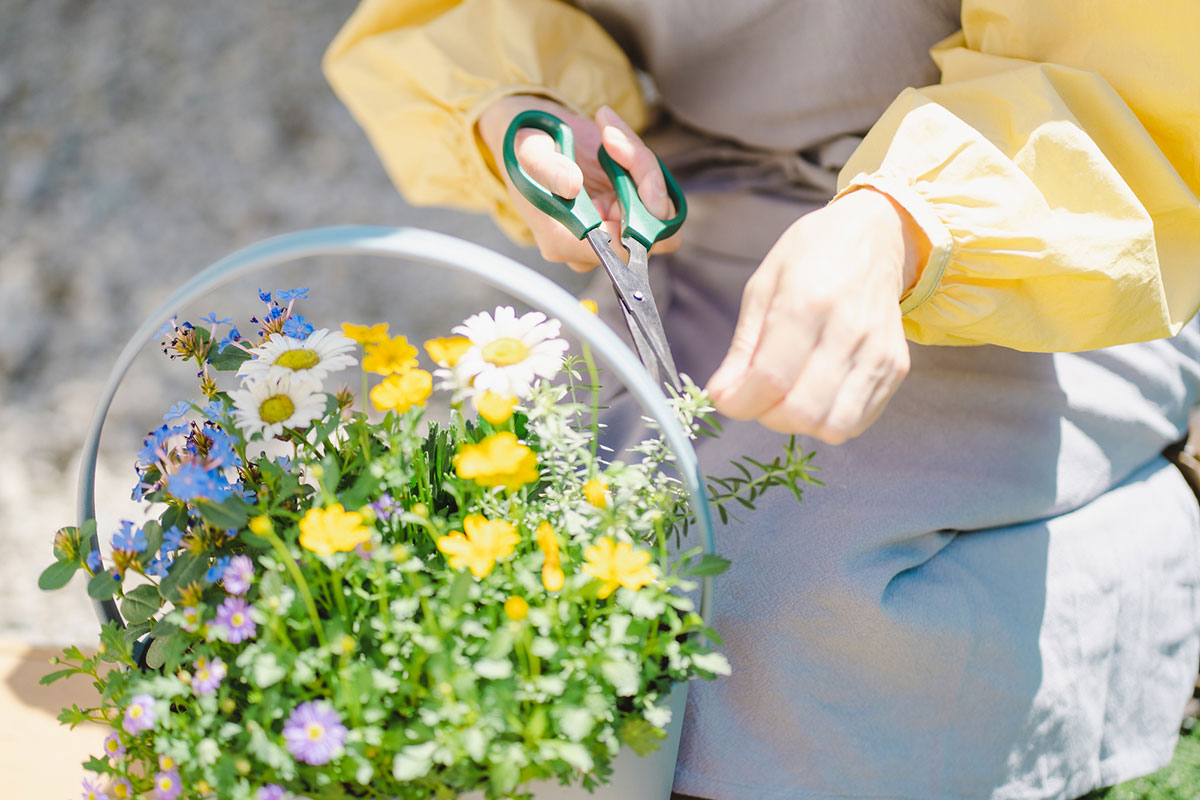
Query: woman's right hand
477,95,680,272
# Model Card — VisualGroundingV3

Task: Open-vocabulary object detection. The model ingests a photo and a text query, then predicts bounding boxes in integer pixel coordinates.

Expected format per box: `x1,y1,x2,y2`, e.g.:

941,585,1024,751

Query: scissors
502,110,687,390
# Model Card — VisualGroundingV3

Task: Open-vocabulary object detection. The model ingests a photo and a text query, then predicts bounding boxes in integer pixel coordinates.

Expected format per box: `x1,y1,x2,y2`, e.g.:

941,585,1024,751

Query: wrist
843,187,930,295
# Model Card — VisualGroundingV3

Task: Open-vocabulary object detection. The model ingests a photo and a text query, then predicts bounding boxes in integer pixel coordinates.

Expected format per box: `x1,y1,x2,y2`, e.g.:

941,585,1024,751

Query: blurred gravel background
0,0,584,644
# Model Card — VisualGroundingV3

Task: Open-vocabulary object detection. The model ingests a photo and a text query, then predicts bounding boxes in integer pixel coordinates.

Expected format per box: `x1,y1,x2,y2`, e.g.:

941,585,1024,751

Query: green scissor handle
503,109,687,247
596,144,687,249
503,110,603,240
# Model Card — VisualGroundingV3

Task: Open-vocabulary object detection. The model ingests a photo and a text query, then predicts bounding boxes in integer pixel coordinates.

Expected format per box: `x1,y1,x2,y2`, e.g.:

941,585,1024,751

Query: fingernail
596,105,616,123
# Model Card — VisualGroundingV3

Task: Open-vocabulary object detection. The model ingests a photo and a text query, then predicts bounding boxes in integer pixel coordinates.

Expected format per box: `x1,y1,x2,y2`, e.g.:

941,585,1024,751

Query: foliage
41,291,815,800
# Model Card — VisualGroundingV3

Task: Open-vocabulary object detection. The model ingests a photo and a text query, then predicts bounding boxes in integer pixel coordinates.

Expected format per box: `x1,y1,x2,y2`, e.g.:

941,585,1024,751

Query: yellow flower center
129,706,143,719
306,722,325,741
157,776,174,791
274,348,320,370
231,612,245,627
259,394,295,424
114,784,131,799
481,337,529,366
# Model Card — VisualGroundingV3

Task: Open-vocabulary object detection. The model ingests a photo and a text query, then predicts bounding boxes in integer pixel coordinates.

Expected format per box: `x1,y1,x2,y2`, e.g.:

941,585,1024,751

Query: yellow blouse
324,0,1200,353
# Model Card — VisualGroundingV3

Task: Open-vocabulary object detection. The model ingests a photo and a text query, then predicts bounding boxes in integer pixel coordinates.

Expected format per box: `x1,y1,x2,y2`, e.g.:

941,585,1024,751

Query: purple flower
213,596,257,644
283,701,347,765
368,493,397,522
206,556,232,583
81,774,111,800
222,555,254,595
257,785,287,800
102,731,125,759
192,655,227,695
168,462,223,502
111,522,147,554
153,768,182,800
179,605,202,633
122,694,157,734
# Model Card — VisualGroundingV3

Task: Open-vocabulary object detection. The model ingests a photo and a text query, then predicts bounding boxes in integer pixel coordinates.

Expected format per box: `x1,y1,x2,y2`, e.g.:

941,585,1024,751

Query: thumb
514,128,584,199
595,105,671,218
707,266,778,400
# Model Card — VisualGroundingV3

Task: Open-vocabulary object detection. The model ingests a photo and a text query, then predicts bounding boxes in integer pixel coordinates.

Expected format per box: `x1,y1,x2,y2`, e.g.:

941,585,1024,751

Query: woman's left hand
706,188,928,444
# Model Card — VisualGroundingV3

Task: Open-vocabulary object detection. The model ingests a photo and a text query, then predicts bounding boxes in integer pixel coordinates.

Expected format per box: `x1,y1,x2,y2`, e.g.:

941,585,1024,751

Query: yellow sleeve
323,0,647,244
837,0,1200,351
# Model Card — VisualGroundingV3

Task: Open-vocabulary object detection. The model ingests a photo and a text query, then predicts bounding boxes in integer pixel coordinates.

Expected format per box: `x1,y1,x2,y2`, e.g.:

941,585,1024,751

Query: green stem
581,343,601,460
260,526,327,648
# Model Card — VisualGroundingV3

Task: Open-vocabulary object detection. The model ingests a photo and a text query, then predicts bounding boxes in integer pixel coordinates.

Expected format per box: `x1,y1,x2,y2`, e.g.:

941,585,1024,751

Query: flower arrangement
41,288,817,800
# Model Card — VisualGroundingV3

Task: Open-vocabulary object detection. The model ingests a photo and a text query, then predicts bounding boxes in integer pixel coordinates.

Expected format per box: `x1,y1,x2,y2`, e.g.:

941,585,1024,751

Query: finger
756,328,859,436
816,340,909,442
596,106,671,219
514,128,584,198
707,261,781,403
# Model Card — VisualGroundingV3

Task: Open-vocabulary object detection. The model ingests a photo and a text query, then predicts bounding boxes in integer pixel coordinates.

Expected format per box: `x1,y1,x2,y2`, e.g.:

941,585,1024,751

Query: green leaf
208,345,252,372
144,636,167,669
617,716,668,756
120,584,162,623
448,569,473,608
196,494,253,530
38,560,79,591
159,504,188,533
87,571,121,600
39,668,77,686
160,553,207,602
681,554,730,578
141,520,164,557
121,620,152,647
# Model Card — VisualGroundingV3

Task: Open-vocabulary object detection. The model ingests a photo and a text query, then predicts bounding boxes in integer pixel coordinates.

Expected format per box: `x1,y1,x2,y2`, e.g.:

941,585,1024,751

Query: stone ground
0,0,588,648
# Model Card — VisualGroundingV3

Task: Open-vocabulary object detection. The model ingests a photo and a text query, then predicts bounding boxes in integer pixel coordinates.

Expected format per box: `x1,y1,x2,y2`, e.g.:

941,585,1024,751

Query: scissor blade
585,229,682,390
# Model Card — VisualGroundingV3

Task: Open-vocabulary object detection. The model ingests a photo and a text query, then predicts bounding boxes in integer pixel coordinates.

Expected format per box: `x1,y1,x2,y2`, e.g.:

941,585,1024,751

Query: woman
323,2,1200,797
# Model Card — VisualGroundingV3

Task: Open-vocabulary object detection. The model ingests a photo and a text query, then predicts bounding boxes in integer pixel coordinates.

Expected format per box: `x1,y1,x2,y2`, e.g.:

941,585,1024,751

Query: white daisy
238,329,357,384
229,374,327,439
452,307,569,399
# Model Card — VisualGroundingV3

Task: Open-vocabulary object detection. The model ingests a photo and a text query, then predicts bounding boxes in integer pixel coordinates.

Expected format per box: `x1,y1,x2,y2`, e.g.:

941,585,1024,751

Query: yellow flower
579,298,599,314
436,514,520,578
299,504,370,555
536,521,565,592
424,335,473,367
454,432,539,491
583,477,609,509
342,322,390,345
475,391,518,425
363,335,418,375
582,537,655,599
248,515,273,536
504,596,530,621
370,368,433,413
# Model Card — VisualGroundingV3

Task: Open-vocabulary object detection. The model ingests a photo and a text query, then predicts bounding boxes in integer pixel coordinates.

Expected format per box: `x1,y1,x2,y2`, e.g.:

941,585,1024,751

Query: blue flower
200,312,233,328
276,456,292,471
204,428,241,468
146,554,172,579
161,526,184,553
281,314,314,339
131,481,148,502
168,462,223,502
137,424,189,467
206,556,232,583
156,317,179,337
276,287,309,303
112,522,147,554
86,550,103,572
163,401,191,422
217,326,242,353
258,289,272,303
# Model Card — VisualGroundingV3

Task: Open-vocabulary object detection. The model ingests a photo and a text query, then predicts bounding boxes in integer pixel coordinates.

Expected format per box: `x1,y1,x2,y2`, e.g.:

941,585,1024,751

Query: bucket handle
75,225,715,630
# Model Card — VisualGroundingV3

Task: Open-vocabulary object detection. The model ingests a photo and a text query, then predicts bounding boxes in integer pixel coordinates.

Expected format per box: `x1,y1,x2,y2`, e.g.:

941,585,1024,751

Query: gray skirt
592,191,1200,800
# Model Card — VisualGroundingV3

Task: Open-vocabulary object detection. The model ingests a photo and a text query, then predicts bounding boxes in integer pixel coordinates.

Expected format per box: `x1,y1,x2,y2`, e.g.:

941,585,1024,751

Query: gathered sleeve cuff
837,3,1200,352
324,0,647,244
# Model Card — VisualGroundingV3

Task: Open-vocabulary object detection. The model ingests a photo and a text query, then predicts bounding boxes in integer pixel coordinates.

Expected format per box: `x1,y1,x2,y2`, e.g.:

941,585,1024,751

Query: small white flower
238,329,357,384
229,374,326,439
452,306,568,399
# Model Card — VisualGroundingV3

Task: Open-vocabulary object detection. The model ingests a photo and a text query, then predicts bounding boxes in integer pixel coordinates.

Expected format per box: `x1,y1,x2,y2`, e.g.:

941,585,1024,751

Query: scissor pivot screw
633,291,644,301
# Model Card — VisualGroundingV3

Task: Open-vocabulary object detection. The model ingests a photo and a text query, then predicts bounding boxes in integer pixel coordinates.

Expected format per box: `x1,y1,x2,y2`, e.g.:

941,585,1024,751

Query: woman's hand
477,95,680,271
707,189,928,444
